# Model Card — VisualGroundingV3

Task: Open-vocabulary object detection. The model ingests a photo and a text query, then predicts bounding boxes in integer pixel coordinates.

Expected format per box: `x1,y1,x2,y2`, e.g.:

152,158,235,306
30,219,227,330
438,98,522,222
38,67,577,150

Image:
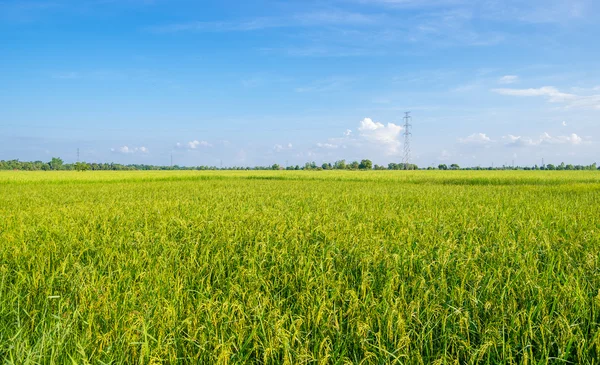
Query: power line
402,112,412,170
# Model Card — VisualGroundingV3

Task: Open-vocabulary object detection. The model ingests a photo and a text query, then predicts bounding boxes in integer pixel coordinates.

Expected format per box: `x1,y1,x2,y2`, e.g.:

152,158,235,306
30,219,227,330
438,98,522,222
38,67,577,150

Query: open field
1,171,599,364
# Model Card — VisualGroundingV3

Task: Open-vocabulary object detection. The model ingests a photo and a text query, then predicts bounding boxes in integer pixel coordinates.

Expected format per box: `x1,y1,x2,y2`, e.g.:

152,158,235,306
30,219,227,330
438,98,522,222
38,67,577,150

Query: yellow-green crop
1,171,599,364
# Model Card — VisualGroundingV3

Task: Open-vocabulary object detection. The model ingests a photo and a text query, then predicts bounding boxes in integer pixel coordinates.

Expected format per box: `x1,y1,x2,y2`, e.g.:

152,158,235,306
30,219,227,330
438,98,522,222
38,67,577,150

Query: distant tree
13,157,595,171
303,161,317,170
399,163,418,170
49,157,63,170
359,159,373,170
334,160,346,169
74,162,90,171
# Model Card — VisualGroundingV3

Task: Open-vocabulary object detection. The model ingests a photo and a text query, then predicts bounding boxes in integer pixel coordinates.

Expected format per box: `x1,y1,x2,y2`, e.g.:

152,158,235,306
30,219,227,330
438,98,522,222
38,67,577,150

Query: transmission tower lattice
402,112,412,170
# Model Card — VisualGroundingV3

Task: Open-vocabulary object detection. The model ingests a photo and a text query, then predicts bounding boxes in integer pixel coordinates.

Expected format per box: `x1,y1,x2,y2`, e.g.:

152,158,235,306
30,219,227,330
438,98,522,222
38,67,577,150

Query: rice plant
0,171,599,364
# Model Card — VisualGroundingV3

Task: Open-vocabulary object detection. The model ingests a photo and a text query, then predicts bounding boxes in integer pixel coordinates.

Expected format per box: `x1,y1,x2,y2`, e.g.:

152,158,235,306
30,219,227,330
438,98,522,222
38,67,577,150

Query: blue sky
1,0,599,167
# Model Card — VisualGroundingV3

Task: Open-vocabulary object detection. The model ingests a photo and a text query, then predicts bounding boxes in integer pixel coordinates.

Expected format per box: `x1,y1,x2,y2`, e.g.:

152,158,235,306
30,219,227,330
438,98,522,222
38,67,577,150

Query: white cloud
311,117,403,158
562,121,567,126
316,142,339,149
188,140,212,149
492,86,600,109
540,132,583,145
498,75,519,84
111,146,149,154
176,140,212,150
557,133,582,145
273,143,293,152
357,117,403,155
503,134,537,147
492,86,573,101
458,133,493,144
503,132,585,147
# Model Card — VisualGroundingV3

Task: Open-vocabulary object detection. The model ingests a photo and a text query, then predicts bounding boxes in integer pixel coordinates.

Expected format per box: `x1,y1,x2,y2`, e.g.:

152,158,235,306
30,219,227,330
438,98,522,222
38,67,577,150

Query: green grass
1,171,599,364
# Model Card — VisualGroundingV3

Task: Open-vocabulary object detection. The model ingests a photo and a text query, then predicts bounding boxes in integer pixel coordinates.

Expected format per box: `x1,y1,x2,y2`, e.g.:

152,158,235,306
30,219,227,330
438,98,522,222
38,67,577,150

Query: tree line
0,158,598,171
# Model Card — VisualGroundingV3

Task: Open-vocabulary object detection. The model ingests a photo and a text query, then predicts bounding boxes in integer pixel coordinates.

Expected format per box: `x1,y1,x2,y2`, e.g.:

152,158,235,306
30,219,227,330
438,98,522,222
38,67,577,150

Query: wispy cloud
503,132,585,147
294,77,355,92
498,75,519,84
458,133,494,145
150,10,379,33
357,0,593,24
316,142,339,149
0,1,61,20
51,71,79,79
111,145,149,154
492,86,600,110
150,18,284,33
273,143,293,152
352,0,468,9
260,46,378,58
1,0,157,22
293,10,379,26
149,5,509,52
176,140,212,150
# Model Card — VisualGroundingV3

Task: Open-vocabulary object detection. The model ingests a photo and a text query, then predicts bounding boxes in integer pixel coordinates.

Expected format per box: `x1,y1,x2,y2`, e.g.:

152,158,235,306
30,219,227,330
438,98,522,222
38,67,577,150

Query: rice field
1,170,599,364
